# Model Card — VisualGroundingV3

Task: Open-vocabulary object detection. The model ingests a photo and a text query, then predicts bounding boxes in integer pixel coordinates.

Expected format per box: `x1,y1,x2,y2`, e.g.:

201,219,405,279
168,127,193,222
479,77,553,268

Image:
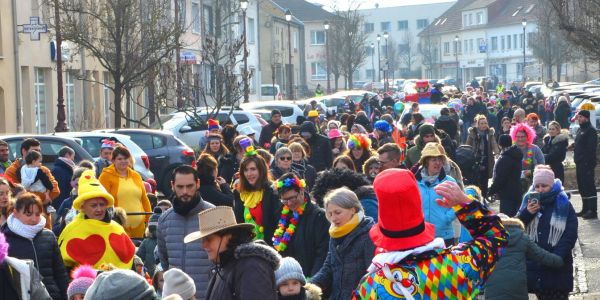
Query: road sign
17,16,48,41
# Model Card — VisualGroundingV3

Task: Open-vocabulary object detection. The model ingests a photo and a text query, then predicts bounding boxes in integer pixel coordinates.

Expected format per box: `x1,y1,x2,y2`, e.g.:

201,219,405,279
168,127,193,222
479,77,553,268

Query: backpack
455,145,478,185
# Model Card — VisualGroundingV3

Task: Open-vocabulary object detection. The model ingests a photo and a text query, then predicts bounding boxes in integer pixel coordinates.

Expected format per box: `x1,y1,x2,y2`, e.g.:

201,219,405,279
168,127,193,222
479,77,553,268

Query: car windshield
262,86,277,96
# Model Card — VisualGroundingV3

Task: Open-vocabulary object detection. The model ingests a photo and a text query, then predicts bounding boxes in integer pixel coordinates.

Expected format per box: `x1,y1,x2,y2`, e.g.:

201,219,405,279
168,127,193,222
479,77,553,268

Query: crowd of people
0,81,597,300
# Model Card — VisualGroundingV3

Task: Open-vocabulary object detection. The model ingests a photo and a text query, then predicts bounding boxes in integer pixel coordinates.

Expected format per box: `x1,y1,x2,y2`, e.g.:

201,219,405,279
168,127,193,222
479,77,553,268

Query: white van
261,84,283,100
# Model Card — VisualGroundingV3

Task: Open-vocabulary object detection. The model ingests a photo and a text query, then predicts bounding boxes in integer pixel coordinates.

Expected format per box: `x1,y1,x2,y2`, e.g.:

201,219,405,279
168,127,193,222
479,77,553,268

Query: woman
272,173,329,277
415,142,457,246
517,166,577,300
1,193,68,300
343,134,373,174
221,124,238,154
489,135,524,216
184,206,280,300
362,156,380,183
513,108,526,124
497,117,512,142
0,178,13,226
219,135,247,185
99,145,151,239
289,142,317,192
201,134,229,160
328,129,346,159
466,114,499,198
197,153,234,207
333,155,355,171
554,96,571,130
233,137,281,245
269,125,292,154
527,113,547,148
511,123,545,196
311,187,375,300
271,147,295,180
542,121,568,182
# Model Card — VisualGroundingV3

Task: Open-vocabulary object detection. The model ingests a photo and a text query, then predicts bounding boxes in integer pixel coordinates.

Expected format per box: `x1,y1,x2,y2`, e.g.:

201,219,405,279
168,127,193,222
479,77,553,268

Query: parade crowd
0,79,597,300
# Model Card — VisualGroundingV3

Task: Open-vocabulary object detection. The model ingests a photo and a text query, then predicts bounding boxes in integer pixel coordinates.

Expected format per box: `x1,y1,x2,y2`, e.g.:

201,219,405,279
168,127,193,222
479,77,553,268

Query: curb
574,238,588,294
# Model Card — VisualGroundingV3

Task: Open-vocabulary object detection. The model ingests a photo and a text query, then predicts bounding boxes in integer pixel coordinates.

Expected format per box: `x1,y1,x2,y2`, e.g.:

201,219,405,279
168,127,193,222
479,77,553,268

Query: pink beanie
533,166,555,187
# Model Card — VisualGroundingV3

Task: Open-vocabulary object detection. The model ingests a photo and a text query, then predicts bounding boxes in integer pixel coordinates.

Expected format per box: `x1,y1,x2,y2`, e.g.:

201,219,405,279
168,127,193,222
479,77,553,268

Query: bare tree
419,29,439,78
548,0,600,62
399,30,418,77
385,36,399,80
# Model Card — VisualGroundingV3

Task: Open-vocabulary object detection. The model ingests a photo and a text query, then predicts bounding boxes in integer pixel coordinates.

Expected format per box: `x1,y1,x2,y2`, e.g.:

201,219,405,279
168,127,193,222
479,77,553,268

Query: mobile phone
529,192,540,205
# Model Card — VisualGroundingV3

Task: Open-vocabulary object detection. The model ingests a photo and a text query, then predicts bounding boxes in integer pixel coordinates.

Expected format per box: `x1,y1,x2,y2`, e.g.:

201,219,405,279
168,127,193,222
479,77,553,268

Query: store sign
479,39,486,53
460,59,485,68
180,51,198,64
18,16,48,41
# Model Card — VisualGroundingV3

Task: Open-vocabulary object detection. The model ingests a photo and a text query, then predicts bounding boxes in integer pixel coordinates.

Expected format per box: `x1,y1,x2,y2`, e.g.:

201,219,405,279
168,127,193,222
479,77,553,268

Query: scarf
367,237,446,273
518,179,569,247
329,212,363,238
240,190,264,209
7,214,46,239
278,288,306,300
58,157,76,169
172,193,202,216
419,168,439,185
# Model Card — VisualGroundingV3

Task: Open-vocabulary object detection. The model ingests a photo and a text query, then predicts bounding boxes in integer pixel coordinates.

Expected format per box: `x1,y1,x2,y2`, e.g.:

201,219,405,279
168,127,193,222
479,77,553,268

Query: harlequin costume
353,169,507,299
58,170,135,270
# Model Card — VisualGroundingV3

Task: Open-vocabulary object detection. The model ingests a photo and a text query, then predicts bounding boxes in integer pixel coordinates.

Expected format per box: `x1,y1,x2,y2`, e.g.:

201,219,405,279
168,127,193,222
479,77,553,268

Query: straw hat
418,142,447,165
184,206,254,243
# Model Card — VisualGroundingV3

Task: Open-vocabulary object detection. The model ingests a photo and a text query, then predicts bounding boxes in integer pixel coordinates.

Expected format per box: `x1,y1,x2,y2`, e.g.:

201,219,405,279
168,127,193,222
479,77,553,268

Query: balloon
394,102,405,114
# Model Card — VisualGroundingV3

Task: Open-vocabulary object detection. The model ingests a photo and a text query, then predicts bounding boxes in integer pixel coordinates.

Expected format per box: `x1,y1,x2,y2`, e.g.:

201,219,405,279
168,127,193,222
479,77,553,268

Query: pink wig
0,232,8,263
510,123,536,145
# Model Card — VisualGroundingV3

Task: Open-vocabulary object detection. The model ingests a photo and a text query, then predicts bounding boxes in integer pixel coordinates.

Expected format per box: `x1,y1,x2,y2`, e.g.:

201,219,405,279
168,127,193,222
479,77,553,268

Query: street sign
17,16,48,41
180,51,198,64
479,39,486,53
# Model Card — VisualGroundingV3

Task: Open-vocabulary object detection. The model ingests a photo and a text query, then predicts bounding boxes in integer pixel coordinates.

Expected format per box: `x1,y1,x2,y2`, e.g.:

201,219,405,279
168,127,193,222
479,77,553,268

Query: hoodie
300,122,333,172
489,145,523,216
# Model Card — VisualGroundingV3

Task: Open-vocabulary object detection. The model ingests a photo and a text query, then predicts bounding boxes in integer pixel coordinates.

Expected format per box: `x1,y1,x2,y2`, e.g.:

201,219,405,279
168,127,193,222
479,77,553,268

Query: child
137,207,161,276
152,265,165,297
67,264,97,300
275,257,322,300
95,139,115,178
163,268,196,300
19,150,53,204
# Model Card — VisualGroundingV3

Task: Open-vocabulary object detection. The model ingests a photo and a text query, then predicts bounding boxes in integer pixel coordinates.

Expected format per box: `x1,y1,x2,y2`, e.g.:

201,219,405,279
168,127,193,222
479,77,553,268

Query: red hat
370,169,435,251
207,119,220,131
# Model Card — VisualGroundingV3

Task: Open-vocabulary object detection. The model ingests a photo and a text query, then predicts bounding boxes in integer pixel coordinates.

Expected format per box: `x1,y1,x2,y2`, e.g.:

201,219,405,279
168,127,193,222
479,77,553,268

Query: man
404,124,440,169
315,84,324,97
51,146,75,210
259,110,283,148
95,139,115,178
0,140,11,175
572,110,598,219
377,143,404,171
157,165,215,299
435,107,458,141
522,92,537,115
299,121,332,172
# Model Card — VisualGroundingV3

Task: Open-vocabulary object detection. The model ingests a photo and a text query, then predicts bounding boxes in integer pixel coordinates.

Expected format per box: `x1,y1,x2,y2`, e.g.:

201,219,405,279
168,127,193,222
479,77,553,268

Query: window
476,12,483,24
463,40,467,53
444,42,450,55
501,36,505,50
380,22,391,32
128,134,165,150
513,34,517,49
398,20,408,30
311,30,325,45
507,35,511,49
364,23,374,33
293,31,298,51
468,14,473,26
491,36,498,51
469,39,474,53
463,15,467,27
417,19,428,29
65,71,75,127
233,113,250,125
202,5,213,35
457,40,462,54
248,18,255,44
191,1,200,33
366,69,375,80
366,46,374,56
311,62,327,80
177,0,186,28
519,33,524,48
34,68,46,134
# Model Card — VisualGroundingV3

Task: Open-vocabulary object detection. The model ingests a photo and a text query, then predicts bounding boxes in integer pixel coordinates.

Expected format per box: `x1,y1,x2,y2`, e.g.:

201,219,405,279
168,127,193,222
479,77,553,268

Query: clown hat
374,120,392,133
207,119,220,131
370,169,435,251
100,139,116,150
72,170,115,210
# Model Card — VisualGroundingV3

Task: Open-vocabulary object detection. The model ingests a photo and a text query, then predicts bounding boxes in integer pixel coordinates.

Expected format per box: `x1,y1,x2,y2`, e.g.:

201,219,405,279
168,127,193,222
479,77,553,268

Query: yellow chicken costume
58,170,135,270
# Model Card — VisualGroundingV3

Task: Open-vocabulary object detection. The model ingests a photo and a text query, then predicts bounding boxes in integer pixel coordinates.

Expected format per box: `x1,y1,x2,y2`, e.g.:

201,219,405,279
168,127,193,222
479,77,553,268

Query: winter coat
278,284,322,300
1,225,68,300
206,241,280,300
532,125,547,149
259,121,282,149
574,121,598,167
466,127,499,178
353,200,508,299
484,219,563,300
291,160,316,192
280,201,330,277
404,134,441,169
233,185,281,246
1,257,52,300
300,122,333,172
522,97,537,114
157,194,215,299
554,101,571,129
434,115,458,140
198,173,234,207
136,236,158,276
462,103,487,124
218,153,240,185
517,182,578,293
5,159,61,207
50,158,74,210
416,168,457,240
311,217,375,300
409,160,464,191
542,133,568,182
355,186,378,222
488,145,523,217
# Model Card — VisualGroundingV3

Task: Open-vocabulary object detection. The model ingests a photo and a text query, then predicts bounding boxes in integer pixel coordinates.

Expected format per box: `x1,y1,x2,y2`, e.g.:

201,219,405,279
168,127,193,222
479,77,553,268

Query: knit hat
533,165,555,187
374,120,392,133
67,265,97,299
498,134,512,148
100,139,116,150
419,142,446,165
418,124,435,136
275,257,306,286
308,110,319,118
84,269,156,300
72,170,115,210
148,207,161,231
0,232,8,263
577,109,591,119
207,119,220,131
162,268,196,300
271,109,282,117
157,199,172,209
327,129,343,139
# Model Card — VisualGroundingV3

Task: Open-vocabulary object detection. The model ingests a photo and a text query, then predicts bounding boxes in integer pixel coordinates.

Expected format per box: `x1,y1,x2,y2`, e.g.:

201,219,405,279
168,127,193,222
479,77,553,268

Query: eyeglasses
280,193,300,203
279,156,292,161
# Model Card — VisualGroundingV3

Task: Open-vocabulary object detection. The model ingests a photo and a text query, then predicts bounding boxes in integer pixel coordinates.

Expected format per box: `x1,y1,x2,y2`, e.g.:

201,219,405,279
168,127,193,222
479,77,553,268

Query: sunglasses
279,156,292,161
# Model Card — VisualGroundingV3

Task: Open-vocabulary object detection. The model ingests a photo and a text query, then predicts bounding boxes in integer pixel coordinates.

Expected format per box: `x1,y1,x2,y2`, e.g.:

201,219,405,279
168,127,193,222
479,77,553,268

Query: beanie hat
374,120,392,133
577,109,591,119
73,170,115,210
84,269,156,300
162,268,196,300
148,207,162,231
498,134,512,148
533,165,555,187
0,232,8,263
207,119,220,131
308,110,319,118
418,124,435,136
275,257,306,287
271,109,282,117
100,139,116,150
327,129,343,139
67,265,97,299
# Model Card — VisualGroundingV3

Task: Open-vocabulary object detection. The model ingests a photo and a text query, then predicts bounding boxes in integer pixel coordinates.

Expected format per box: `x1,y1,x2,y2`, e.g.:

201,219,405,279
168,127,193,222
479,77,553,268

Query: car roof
100,128,174,137
55,131,132,139
332,90,375,96
240,101,298,107
1,134,80,142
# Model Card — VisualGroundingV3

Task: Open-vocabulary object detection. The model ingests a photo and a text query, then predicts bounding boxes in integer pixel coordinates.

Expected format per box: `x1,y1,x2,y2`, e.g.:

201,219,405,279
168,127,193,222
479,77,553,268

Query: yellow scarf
240,190,264,208
329,213,361,238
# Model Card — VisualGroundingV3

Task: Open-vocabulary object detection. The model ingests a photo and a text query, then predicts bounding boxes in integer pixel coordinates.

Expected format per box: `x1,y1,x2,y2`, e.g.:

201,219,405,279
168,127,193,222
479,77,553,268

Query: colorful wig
510,123,536,145
347,133,371,150
0,232,7,263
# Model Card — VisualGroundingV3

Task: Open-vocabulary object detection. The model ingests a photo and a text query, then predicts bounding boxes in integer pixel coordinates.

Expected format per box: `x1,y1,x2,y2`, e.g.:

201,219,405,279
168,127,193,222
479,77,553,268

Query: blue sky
310,0,456,10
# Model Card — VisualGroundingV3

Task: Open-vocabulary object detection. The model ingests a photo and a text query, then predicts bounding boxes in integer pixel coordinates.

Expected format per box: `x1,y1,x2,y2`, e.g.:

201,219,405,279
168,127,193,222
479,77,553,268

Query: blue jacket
50,158,73,210
416,168,457,240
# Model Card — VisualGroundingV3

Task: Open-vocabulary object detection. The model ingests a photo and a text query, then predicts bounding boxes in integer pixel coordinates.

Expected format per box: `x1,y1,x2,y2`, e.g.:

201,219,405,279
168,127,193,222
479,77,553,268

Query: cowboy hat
184,206,254,243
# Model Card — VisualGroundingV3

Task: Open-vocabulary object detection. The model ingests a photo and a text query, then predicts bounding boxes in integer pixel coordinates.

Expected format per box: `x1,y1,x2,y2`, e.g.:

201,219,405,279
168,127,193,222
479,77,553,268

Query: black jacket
218,153,240,185
488,145,523,217
281,201,330,277
554,101,571,129
574,121,598,166
291,160,316,192
50,159,73,209
542,133,568,182
259,121,282,149
434,115,458,140
233,185,281,246
300,122,333,172
1,224,69,300
198,173,234,207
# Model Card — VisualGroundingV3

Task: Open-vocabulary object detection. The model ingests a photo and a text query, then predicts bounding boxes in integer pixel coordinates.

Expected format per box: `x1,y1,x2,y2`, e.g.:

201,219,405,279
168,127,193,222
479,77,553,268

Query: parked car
331,90,377,104
55,132,154,180
1,135,94,169
161,109,263,149
261,84,283,100
98,129,196,197
294,98,331,115
569,99,600,137
239,101,304,125
399,104,445,126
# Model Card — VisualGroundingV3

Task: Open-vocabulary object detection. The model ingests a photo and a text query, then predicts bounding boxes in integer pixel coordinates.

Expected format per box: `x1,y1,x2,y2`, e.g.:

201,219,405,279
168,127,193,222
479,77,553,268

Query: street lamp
370,42,375,82
376,34,381,82
454,35,459,88
522,18,527,83
240,0,249,103
324,21,330,94
383,31,389,92
54,0,68,132
285,9,293,99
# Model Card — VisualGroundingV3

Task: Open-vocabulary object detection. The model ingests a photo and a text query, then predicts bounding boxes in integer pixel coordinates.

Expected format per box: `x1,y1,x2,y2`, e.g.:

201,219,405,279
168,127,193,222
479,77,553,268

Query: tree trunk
125,87,131,128
556,63,562,82
334,74,339,91
547,64,553,80
113,82,122,129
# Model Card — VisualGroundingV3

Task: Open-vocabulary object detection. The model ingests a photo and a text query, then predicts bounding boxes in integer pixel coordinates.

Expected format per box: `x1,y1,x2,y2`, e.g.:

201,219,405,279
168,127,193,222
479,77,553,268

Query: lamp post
240,0,249,103
454,35,459,88
370,42,375,82
54,0,68,132
324,21,330,94
383,31,389,92
522,18,527,83
376,34,381,82
285,9,293,100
